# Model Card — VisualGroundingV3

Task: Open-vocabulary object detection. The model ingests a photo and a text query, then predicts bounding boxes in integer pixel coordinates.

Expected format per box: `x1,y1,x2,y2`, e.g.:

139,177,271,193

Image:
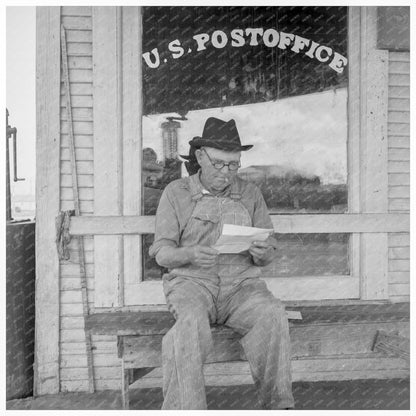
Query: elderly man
149,117,294,410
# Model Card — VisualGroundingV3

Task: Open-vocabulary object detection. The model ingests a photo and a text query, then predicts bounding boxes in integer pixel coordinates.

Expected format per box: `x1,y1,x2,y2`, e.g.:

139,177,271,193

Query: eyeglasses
201,148,241,171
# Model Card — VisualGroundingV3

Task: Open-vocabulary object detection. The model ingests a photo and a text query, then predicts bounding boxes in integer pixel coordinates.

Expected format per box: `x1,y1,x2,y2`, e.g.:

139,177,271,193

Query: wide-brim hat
190,117,253,151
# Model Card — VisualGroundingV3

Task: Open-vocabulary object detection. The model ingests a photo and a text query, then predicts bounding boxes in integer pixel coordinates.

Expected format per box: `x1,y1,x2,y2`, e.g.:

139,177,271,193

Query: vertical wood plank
122,7,143,297
348,7,361,282
35,6,61,395
359,7,389,300
93,7,123,307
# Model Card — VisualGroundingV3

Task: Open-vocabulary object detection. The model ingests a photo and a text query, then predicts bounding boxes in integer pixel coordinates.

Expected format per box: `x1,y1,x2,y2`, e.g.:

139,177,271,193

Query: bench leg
121,361,131,409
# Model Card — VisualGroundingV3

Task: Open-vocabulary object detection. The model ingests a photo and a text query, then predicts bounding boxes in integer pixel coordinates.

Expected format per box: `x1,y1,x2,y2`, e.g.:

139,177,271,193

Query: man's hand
249,240,276,266
188,245,219,268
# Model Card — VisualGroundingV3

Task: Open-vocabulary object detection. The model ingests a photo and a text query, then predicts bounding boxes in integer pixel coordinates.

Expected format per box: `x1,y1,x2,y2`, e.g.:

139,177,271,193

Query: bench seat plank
86,303,410,336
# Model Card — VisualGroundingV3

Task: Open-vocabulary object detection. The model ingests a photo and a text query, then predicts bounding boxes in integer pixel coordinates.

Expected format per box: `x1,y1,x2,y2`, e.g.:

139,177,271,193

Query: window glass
142,6,349,280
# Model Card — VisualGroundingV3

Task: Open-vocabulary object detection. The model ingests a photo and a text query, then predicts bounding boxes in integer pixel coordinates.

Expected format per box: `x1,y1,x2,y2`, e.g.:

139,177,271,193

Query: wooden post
359,7,389,299
92,7,124,307
35,6,61,395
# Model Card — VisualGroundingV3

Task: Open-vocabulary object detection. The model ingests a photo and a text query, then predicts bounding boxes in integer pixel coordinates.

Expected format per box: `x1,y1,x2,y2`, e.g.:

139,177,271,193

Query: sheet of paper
212,224,274,254
286,311,302,320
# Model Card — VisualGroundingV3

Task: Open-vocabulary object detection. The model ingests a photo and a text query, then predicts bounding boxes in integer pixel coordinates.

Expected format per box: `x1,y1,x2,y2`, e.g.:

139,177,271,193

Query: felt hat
190,117,253,151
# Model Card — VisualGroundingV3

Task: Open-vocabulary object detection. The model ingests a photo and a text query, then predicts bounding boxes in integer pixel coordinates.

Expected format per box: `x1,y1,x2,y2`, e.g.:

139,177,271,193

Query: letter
193,33,210,51
263,28,279,47
278,32,295,50
245,28,264,46
142,48,160,68
291,35,310,53
212,30,228,48
305,40,320,58
168,39,185,59
231,29,245,47
315,45,333,62
328,52,348,73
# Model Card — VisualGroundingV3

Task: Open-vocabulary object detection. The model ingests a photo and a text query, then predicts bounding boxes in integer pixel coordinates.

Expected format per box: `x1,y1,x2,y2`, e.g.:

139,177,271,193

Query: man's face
196,147,241,192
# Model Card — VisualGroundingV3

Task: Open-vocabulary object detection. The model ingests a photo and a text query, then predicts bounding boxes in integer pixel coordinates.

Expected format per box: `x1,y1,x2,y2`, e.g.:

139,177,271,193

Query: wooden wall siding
59,6,101,392
387,51,410,302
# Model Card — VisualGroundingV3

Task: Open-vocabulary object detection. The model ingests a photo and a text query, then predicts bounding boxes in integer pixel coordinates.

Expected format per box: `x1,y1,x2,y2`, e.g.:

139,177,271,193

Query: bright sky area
6,6,36,197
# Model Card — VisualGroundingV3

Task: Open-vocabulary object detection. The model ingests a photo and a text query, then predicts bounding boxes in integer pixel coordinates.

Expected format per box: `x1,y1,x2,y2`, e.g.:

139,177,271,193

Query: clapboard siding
59,6,96,393
387,51,410,303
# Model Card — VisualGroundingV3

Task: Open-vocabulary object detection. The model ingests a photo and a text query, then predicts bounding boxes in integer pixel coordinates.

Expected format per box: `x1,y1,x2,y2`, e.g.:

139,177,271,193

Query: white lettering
211,30,228,48
305,40,320,58
193,33,210,51
263,28,279,47
278,32,295,50
168,39,185,59
315,45,333,62
328,52,348,73
291,35,310,53
245,28,264,46
231,29,245,47
142,48,160,68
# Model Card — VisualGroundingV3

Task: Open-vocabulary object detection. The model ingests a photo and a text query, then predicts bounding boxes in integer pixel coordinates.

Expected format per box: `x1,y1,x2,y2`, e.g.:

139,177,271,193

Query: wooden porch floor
6,378,410,410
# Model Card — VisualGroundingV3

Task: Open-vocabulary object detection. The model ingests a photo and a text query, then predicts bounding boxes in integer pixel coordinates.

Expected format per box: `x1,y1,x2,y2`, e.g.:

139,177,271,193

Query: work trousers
161,274,295,410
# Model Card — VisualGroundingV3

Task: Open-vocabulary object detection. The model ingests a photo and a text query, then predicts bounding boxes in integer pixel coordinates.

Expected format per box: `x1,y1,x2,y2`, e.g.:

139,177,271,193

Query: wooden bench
85,303,410,409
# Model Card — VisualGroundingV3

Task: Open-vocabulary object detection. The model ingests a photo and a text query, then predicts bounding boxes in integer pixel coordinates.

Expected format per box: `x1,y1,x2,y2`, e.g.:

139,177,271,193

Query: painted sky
143,87,348,185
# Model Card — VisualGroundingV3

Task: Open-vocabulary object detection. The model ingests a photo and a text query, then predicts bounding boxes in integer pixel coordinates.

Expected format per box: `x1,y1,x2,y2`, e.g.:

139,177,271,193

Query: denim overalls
161,175,294,410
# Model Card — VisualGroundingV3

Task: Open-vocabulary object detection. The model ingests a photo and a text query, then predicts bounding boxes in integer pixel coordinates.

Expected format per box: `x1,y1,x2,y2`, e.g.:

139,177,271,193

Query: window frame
92,6,390,309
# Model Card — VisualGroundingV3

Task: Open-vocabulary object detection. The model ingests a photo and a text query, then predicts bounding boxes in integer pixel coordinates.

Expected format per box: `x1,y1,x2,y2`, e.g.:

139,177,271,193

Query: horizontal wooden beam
69,213,409,235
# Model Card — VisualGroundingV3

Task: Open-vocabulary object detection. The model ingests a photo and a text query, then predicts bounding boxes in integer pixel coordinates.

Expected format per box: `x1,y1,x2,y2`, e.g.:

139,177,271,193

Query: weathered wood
388,73,409,86
61,135,93,149
35,6,61,396
388,232,410,247
69,213,410,236
61,187,93,201
60,95,93,108
388,161,409,173
61,6,92,17
388,122,410,135
388,271,409,284
61,109,94,123
61,173,94,188
86,304,409,336
388,148,409,161
388,283,410,297
388,186,409,199
119,320,409,369
389,173,410,186
388,246,409,259
122,7,143,298
65,31,92,44
347,7,361,286
66,42,92,56
127,355,409,389
388,136,409,148
62,15,92,30
389,295,410,303
93,6,123,308
389,198,409,212
60,83,93,96
121,361,130,409
388,86,410,99
388,60,410,74
61,121,93,135
388,98,410,112
60,353,120,368
372,330,409,362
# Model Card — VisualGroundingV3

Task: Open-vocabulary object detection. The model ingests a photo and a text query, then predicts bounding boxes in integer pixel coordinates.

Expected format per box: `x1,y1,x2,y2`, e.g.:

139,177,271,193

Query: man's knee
168,301,210,324
253,299,286,325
